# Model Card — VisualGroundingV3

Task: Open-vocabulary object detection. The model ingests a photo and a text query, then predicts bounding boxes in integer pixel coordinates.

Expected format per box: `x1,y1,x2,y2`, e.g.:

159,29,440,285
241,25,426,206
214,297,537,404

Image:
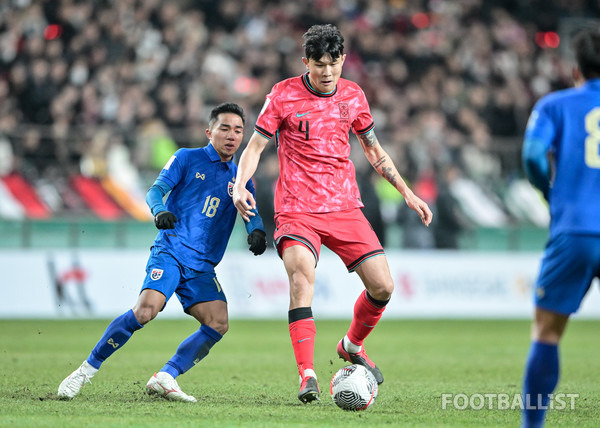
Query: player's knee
368,281,394,301
133,306,159,325
207,319,229,335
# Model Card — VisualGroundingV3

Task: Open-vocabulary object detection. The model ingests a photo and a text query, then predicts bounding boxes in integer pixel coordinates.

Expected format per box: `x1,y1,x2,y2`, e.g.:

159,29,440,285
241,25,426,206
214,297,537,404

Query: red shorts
273,208,384,272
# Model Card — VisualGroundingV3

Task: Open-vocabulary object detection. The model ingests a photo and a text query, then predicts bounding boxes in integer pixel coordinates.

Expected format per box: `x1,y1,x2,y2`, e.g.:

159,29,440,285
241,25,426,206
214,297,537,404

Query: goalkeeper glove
154,210,178,230
247,229,267,255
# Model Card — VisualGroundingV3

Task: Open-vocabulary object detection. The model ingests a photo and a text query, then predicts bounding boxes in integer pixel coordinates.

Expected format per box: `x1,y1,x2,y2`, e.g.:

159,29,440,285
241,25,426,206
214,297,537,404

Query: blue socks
522,341,559,428
160,324,223,379
87,309,143,369
85,310,222,379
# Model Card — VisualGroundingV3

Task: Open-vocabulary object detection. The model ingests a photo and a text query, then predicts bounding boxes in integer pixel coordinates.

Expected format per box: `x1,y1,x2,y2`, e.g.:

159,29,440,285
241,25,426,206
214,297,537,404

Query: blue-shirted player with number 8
58,103,267,402
521,28,600,428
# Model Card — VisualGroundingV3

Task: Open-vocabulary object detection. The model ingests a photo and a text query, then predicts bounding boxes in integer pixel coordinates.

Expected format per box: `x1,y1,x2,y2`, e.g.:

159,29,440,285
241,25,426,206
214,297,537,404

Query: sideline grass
1,318,599,427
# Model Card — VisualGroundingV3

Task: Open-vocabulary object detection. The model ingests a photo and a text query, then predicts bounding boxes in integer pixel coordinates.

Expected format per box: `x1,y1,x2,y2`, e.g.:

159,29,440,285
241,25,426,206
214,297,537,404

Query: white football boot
146,372,197,403
57,361,96,399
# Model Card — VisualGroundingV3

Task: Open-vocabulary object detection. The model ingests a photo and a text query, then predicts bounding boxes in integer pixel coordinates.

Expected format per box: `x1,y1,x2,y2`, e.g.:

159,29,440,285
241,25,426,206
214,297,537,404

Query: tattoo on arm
361,130,398,186
381,166,398,187
359,130,378,147
373,156,386,168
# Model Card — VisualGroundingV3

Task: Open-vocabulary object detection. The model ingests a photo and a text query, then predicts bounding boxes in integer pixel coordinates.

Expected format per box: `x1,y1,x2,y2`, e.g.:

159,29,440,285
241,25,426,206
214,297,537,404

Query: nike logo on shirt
296,111,311,117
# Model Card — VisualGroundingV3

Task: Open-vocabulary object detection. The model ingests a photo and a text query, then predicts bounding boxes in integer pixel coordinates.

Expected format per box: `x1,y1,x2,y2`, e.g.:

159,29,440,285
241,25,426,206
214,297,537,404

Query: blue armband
145,179,172,216
244,208,265,234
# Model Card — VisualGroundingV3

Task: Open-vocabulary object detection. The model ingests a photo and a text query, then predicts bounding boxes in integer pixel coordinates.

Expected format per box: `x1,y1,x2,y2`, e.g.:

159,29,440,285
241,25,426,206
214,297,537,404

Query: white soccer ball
330,364,378,411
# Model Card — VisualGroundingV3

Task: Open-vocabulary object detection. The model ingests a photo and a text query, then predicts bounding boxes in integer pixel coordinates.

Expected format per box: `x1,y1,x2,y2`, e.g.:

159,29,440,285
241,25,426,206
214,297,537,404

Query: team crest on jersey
338,103,349,119
151,268,164,281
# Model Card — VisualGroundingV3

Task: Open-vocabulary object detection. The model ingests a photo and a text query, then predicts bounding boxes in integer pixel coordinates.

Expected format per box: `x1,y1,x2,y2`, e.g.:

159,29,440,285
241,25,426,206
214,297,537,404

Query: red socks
347,290,388,347
288,307,315,375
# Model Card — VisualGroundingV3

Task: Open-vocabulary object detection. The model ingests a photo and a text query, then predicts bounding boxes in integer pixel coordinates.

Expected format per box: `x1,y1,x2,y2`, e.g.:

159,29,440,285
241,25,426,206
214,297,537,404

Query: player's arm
232,131,270,221
146,178,177,229
358,130,433,227
522,138,551,199
522,107,554,200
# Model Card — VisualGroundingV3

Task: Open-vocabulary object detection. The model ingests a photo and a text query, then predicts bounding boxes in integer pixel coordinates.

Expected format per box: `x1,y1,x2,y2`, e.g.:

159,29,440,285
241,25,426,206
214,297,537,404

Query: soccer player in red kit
233,24,432,403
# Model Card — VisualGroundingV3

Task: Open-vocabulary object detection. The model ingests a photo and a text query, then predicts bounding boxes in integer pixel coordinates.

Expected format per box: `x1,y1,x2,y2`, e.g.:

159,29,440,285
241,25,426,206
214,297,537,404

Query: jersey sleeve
156,148,187,189
245,176,257,197
254,84,284,140
350,86,375,136
524,99,556,149
522,99,555,196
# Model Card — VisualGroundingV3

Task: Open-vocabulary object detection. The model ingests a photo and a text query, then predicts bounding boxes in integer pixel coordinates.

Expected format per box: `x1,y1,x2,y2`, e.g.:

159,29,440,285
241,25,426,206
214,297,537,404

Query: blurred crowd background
1,0,599,249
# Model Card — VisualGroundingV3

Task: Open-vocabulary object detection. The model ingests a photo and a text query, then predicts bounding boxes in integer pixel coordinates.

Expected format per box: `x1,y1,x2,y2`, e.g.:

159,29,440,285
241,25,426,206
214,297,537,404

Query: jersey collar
302,72,337,97
206,142,224,163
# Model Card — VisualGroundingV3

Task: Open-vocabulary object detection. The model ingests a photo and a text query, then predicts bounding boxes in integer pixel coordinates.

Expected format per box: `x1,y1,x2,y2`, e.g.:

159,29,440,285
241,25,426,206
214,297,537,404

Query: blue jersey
524,79,600,238
152,144,255,272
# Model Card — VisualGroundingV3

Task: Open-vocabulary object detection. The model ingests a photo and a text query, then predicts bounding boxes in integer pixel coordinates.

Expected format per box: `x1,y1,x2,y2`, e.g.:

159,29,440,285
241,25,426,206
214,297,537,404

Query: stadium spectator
57,103,267,402
2,0,599,242
232,24,432,403
520,28,600,428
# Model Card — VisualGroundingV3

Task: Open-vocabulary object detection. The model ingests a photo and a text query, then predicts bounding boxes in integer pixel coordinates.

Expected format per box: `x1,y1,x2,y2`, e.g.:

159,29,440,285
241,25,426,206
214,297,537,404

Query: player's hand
247,230,267,255
154,210,178,229
405,194,433,227
233,184,256,222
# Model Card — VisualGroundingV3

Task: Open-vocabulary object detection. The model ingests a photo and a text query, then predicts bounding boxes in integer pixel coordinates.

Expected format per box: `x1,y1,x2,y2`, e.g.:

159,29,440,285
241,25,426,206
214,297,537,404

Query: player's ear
302,57,309,69
205,128,212,140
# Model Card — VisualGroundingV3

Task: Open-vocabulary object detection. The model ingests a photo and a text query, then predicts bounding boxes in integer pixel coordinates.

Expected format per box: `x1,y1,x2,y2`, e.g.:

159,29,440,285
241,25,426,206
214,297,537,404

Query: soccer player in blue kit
521,28,600,428
58,103,267,402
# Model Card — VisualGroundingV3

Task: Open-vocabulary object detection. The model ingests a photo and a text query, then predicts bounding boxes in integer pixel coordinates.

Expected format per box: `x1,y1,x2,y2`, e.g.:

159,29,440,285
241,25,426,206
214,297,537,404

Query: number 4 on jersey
299,120,309,140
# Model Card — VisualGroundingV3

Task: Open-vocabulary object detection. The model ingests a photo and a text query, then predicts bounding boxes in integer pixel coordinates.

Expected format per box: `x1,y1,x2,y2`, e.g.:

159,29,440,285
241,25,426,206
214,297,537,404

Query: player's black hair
572,27,600,79
302,24,344,62
209,102,245,127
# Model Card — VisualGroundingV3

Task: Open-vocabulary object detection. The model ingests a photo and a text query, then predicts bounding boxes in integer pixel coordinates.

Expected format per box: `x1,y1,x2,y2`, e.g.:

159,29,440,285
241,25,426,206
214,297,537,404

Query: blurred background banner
3,249,600,319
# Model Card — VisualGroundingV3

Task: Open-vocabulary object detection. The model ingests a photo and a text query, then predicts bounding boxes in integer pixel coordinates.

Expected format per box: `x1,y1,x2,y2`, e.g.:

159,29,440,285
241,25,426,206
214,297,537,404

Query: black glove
247,229,267,255
154,211,178,230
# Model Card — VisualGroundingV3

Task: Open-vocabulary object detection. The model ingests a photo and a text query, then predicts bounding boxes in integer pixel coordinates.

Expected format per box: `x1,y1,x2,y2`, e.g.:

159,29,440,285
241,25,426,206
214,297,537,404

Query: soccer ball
330,364,378,411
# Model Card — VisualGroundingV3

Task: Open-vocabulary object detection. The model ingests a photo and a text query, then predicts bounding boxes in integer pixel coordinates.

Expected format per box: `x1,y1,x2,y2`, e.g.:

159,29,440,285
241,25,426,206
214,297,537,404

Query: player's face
303,53,346,93
206,112,244,161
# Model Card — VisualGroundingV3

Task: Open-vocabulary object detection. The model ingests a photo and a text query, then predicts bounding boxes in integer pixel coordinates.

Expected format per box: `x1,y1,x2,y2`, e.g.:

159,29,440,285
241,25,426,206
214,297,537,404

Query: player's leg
522,308,569,428
57,289,164,400
89,288,163,368
146,270,225,403
326,208,389,384
336,255,391,385
58,249,178,399
160,300,227,379
282,242,320,403
522,234,599,428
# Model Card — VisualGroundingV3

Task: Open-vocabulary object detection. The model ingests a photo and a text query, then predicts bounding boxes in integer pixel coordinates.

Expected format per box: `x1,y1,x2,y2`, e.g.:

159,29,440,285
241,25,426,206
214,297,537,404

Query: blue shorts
141,247,226,313
535,233,600,315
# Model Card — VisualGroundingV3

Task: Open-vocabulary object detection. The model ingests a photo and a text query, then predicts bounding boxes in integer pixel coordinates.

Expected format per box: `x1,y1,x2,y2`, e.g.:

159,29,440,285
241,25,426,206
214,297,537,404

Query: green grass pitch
1,318,598,427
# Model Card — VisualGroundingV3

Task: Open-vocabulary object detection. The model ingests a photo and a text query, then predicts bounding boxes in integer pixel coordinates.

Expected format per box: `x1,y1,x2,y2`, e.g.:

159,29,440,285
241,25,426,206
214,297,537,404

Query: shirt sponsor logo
196,172,205,179
151,268,163,281
228,181,234,197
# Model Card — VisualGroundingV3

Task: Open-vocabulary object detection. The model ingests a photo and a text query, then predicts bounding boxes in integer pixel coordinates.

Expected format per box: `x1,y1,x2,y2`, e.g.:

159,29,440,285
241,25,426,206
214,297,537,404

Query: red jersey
255,73,375,214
